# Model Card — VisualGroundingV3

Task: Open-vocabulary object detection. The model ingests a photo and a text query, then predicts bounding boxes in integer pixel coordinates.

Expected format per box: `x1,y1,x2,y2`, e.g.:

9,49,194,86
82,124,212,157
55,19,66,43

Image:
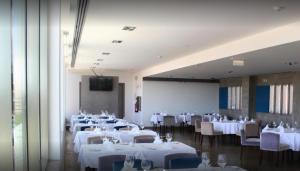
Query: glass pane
282,85,289,114
275,85,282,114
12,0,27,170
290,84,294,114
269,85,275,113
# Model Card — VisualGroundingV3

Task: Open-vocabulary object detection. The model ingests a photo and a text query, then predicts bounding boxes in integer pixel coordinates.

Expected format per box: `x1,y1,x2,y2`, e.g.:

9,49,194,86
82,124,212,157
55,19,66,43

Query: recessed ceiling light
102,52,111,55
273,6,285,12
285,61,298,66
93,62,100,65
122,26,136,31
97,58,104,62
158,56,163,59
112,40,123,44
233,59,245,66
228,71,233,74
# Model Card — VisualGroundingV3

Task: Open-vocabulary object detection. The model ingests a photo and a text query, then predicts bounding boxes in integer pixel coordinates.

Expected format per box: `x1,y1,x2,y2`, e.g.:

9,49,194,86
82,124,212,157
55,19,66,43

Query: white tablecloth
74,129,158,153
262,128,300,151
150,114,164,124
212,121,244,135
176,114,192,125
72,121,139,139
78,142,196,170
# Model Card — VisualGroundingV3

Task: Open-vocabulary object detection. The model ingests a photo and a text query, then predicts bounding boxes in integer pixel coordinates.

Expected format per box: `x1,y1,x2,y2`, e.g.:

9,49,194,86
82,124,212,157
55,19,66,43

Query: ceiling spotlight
112,40,123,44
97,58,104,61
122,26,136,31
228,71,233,74
102,52,111,55
285,61,298,66
233,59,245,66
158,56,163,59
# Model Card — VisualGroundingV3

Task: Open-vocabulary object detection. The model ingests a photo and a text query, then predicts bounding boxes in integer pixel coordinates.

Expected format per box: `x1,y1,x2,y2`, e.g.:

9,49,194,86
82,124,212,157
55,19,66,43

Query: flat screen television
89,76,113,91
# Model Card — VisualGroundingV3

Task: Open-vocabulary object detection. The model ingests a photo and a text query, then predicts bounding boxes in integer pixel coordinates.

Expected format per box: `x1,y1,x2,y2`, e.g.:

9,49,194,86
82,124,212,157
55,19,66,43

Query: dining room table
73,129,158,153
78,141,197,171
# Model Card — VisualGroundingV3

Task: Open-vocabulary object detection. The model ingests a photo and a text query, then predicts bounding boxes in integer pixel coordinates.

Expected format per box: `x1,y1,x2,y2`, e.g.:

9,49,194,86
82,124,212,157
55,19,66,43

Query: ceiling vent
112,40,123,43
71,0,90,68
102,52,111,55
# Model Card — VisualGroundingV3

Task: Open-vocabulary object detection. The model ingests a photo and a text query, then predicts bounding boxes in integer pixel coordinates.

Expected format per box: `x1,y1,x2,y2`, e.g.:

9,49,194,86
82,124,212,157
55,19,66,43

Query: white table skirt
78,142,196,170
212,121,244,135
262,128,300,151
73,130,158,153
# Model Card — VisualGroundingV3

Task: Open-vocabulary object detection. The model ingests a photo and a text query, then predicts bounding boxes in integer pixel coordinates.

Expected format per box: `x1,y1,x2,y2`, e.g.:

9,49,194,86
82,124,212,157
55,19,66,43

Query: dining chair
133,135,155,143
80,126,91,131
84,127,95,131
240,129,260,160
113,159,153,171
98,155,126,171
164,153,198,169
162,115,176,133
87,136,103,144
169,157,202,169
259,132,289,166
194,119,202,142
200,122,222,147
245,123,260,138
191,115,202,127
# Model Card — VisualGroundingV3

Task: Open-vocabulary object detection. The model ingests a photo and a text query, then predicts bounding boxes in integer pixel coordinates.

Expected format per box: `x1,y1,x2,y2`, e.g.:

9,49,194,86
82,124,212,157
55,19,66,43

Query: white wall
65,70,81,122
142,81,219,126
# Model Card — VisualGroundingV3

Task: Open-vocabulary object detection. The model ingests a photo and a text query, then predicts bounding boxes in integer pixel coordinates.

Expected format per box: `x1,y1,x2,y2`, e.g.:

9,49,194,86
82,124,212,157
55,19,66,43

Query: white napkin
263,124,269,130
277,125,284,132
153,136,163,144
250,119,255,123
88,121,92,125
212,118,217,122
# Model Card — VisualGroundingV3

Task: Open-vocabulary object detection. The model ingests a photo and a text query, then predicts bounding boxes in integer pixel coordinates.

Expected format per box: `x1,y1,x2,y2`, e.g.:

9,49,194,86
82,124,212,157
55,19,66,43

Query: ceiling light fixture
97,58,104,61
102,52,111,55
158,56,163,59
112,40,123,44
122,26,136,31
233,59,245,66
273,6,285,12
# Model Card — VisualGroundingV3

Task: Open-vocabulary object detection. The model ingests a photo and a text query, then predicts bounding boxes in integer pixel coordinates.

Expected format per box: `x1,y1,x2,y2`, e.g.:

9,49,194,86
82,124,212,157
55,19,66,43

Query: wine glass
112,138,119,144
201,152,210,168
165,133,172,143
124,155,135,168
141,160,152,171
217,154,227,169
140,124,145,130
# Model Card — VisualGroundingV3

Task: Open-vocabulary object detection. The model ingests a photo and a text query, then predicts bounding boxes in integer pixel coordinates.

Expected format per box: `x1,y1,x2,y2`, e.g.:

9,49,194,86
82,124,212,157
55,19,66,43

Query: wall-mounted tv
89,76,113,91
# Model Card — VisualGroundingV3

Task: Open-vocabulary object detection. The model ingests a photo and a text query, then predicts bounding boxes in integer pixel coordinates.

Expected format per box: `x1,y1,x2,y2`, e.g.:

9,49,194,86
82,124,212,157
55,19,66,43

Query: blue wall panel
219,87,228,109
256,85,270,113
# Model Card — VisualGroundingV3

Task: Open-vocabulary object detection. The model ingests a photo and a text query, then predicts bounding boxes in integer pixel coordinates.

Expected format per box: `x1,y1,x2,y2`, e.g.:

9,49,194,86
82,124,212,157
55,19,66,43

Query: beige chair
88,136,103,144
245,123,260,138
98,155,126,171
194,119,202,142
164,153,198,169
84,127,95,131
133,135,155,143
191,115,202,127
87,136,114,144
200,122,222,147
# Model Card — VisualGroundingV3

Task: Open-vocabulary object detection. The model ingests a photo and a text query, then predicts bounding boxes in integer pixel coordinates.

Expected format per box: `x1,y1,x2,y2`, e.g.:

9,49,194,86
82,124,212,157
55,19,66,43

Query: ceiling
152,41,300,79
71,0,300,71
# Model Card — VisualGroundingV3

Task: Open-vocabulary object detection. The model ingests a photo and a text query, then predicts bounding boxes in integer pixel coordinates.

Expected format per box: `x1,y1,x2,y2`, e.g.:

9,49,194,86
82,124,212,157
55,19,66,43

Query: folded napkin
263,124,269,130
277,125,284,132
153,136,163,144
250,119,255,123
212,118,218,122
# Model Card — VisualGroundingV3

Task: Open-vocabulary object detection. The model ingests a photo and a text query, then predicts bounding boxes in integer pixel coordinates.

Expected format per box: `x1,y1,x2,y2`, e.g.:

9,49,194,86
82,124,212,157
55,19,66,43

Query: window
269,84,293,114
228,86,242,110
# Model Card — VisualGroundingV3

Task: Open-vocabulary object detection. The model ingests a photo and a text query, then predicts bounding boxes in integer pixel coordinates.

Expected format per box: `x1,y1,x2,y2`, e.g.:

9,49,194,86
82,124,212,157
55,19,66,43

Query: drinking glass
112,138,118,144
201,152,210,168
124,155,135,168
165,133,172,142
141,160,152,171
141,124,145,130
217,154,227,169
